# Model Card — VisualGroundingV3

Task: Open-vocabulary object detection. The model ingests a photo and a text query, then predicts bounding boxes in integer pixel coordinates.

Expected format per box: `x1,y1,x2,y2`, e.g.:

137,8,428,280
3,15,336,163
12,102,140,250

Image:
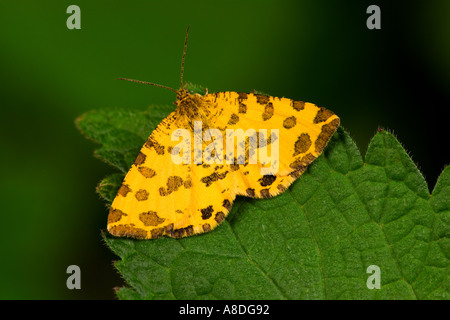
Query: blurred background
0,1,448,299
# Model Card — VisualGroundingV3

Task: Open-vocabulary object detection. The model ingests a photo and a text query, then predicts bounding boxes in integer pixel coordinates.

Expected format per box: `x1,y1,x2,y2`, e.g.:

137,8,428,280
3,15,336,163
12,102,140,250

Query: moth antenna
180,25,190,90
116,78,178,94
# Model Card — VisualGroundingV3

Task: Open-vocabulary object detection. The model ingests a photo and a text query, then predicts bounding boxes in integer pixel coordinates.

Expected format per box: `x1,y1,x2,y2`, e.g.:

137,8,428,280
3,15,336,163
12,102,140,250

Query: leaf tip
74,114,86,134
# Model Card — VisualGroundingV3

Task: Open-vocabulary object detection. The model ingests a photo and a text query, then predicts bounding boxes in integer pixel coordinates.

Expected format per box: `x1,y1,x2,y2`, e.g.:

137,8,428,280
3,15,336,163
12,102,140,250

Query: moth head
176,88,190,103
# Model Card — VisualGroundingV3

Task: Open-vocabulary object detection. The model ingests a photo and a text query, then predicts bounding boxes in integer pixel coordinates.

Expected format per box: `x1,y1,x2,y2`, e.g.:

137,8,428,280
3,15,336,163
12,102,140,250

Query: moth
107,27,340,239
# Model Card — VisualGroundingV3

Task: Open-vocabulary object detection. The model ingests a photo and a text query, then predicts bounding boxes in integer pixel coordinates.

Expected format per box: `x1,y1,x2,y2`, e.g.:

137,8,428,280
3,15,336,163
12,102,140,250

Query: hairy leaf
77,103,449,300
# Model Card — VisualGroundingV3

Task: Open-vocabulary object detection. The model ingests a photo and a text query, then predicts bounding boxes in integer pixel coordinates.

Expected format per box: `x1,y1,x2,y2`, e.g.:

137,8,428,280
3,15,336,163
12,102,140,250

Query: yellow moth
107,27,340,239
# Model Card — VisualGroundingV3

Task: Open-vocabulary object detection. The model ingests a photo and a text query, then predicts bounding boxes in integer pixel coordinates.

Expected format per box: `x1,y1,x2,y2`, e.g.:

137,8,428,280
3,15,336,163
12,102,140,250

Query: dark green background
0,1,448,299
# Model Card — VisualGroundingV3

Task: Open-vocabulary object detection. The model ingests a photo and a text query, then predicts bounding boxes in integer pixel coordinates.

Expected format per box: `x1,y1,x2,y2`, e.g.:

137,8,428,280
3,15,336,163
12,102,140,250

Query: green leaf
76,107,172,172
96,173,125,203
77,101,449,300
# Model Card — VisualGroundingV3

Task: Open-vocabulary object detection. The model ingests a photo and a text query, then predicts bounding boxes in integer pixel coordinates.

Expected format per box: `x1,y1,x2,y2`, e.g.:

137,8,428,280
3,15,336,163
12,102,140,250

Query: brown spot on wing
277,184,286,192
135,189,149,201
238,92,248,100
138,166,156,178
262,102,274,121
260,189,271,198
228,113,239,125
238,102,247,114
292,101,305,111
118,184,132,197
258,175,277,187
293,133,312,156
314,107,335,124
109,225,147,239
185,225,194,236
222,199,232,211
246,188,255,197
108,208,127,224
150,227,165,239
289,167,307,179
256,94,270,105
201,171,228,187
183,179,192,189
289,153,316,171
215,211,225,224
315,118,340,153
145,138,165,155
159,187,167,196
164,223,174,234
283,116,297,129
230,163,240,171
134,152,146,166
168,225,194,238
159,176,184,196
139,211,165,226
237,93,248,114
201,205,214,220
202,223,211,232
